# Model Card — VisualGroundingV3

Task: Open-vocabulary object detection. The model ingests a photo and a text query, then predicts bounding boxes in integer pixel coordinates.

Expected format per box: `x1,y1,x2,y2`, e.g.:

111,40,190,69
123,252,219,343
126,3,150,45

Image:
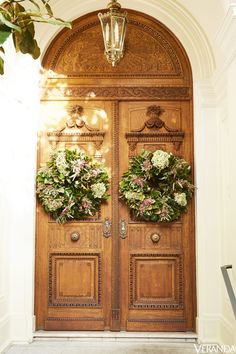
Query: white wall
214,4,236,343
0,0,236,351
0,45,40,353
218,59,236,345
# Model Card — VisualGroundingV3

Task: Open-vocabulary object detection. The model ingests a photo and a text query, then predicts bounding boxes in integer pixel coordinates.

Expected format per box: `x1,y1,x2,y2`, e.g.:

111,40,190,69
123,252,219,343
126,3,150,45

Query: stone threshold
33,331,198,343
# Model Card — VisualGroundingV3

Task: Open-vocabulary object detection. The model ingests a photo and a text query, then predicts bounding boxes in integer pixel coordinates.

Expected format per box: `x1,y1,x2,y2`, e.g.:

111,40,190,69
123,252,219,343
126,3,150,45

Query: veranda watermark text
194,344,236,353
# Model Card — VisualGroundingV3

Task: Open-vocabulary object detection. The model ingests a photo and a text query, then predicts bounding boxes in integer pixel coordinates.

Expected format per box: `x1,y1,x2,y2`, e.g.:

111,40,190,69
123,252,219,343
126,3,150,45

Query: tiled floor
3,341,197,354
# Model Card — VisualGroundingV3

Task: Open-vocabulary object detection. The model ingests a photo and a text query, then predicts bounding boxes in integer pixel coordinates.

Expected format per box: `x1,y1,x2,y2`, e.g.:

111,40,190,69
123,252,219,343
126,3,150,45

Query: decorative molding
42,86,191,100
131,105,178,132
128,223,182,250
215,5,236,67
126,105,184,157
127,318,185,323
48,225,103,249
129,253,184,309
47,104,105,151
128,18,183,76
45,16,183,78
46,317,104,321
111,101,120,330
61,105,99,132
48,213,101,223
48,253,102,307
47,131,105,150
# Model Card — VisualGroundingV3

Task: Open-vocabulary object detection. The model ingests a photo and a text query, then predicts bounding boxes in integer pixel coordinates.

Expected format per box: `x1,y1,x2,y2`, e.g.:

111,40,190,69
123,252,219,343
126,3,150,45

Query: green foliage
0,0,72,74
36,149,110,224
119,149,195,222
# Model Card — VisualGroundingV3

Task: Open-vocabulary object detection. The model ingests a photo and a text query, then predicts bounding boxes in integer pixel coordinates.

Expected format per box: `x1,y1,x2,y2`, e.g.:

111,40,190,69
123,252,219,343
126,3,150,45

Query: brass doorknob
150,233,160,243
71,232,80,241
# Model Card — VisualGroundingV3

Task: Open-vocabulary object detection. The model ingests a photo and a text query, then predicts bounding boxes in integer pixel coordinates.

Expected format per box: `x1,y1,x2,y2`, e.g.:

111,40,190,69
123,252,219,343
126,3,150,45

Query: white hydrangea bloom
47,198,64,211
56,151,68,174
91,182,106,198
151,150,170,169
125,191,144,200
174,193,187,206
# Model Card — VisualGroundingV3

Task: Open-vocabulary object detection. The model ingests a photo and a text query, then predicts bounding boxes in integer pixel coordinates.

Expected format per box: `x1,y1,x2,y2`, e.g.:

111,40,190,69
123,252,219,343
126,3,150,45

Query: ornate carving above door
42,11,191,83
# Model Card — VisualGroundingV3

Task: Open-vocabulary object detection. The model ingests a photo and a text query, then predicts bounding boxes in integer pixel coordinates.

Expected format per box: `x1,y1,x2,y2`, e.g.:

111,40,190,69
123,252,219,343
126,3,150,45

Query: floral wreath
36,149,109,224
119,150,194,222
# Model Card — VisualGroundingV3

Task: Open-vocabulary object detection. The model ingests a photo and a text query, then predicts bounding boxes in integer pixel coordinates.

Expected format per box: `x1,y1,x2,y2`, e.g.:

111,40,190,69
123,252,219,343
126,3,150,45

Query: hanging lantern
98,0,128,67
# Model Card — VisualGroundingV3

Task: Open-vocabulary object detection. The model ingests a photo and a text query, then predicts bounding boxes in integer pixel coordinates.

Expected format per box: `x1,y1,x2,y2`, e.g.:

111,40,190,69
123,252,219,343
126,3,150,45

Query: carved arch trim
42,10,192,84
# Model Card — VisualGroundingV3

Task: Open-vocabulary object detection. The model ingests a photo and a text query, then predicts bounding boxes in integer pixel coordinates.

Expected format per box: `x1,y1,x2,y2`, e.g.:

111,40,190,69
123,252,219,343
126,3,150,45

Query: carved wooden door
36,9,196,332
36,101,113,330
36,99,195,332
118,101,195,331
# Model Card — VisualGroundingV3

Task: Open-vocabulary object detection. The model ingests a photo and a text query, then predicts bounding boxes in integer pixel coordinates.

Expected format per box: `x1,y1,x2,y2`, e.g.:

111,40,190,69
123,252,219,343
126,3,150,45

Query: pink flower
132,176,144,187
81,198,92,210
73,160,86,174
91,169,99,177
139,198,155,214
142,198,155,206
142,159,152,171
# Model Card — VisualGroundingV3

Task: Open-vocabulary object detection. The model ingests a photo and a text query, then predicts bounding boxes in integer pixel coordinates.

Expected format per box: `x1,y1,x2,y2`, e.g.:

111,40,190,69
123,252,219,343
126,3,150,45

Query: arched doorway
35,10,196,332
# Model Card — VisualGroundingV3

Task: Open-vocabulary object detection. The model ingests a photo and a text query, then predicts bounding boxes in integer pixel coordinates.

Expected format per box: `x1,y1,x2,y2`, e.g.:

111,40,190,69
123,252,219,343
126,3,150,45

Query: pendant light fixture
98,0,128,67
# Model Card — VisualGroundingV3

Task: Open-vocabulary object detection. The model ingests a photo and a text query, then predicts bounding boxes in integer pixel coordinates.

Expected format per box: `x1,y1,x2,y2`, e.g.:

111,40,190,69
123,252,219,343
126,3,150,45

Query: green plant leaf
31,38,40,58
0,12,21,32
29,15,72,28
18,28,34,53
0,25,11,44
12,31,21,52
0,55,4,74
0,0,72,75
41,1,53,16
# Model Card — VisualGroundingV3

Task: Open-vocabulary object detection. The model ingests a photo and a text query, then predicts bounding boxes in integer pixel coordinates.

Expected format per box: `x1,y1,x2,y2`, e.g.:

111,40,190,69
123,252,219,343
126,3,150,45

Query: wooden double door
35,99,196,332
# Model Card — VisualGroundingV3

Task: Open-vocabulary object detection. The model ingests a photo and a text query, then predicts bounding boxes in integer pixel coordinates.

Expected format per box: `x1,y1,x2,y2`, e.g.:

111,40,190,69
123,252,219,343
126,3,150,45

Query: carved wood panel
48,224,103,249
128,223,182,250
125,103,185,158
129,254,183,309
49,253,101,307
